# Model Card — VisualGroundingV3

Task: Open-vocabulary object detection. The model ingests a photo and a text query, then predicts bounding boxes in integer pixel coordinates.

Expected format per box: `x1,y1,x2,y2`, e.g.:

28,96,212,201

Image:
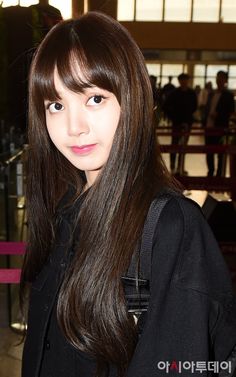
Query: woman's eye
87,95,105,106
47,102,64,113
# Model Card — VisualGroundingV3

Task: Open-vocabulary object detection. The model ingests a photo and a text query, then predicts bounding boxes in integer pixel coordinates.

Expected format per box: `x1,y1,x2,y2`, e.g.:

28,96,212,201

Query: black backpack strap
121,191,174,321
139,192,174,280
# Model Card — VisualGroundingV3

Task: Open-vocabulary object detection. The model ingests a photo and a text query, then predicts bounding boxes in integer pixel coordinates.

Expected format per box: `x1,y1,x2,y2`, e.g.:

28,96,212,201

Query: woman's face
45,70,121,187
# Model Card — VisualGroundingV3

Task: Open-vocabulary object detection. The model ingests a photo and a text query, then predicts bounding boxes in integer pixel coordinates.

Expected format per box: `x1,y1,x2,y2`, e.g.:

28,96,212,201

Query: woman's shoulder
154,189,204,232
151,190,233,296
150,191,203,275
156,191,220,250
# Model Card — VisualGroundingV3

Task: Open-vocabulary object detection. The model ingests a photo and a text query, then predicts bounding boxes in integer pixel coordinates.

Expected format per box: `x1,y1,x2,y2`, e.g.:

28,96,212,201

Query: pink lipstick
71,144,97,155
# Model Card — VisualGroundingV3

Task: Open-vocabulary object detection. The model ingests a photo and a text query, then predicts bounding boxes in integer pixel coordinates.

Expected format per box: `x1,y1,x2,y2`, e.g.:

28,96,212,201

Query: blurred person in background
204,71,234,177
164,73,197,175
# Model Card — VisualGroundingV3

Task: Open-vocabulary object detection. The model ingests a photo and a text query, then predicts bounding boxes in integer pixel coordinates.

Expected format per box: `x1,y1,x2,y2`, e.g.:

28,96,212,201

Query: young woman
21,11,236,377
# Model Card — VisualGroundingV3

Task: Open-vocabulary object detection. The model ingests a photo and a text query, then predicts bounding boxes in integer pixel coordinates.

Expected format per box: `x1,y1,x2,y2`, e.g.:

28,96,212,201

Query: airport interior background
0,1,236,376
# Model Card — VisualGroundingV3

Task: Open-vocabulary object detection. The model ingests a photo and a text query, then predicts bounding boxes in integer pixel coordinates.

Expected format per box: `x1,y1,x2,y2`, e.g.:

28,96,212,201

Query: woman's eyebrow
83,85,99,91
83,86,109,93
45,89,63,99
49,85,106,98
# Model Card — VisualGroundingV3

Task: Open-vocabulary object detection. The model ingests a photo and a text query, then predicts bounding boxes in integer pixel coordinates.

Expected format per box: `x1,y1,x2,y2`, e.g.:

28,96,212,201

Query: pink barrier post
0,242,26,284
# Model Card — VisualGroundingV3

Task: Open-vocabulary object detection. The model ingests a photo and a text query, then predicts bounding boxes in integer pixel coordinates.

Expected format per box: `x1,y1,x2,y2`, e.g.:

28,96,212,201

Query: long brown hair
21,12,174,376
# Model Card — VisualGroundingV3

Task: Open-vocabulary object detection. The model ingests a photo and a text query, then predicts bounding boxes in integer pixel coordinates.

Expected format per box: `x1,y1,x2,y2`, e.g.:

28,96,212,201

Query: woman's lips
71,144,97,155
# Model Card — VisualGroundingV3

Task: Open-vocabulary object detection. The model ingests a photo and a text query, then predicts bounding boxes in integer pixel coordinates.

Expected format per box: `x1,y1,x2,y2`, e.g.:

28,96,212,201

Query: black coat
164,87,198,125
204,89,235,128
22,195,236,377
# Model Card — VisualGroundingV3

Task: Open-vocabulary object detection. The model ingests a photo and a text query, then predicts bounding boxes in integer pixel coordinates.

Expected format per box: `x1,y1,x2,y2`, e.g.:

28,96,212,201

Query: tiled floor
0,329,23,377
0,127,235,377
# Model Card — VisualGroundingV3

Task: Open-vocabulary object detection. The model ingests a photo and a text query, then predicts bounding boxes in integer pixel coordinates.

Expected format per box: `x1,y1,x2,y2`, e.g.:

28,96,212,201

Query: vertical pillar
186,50,201,88
72,0,85,18
187,62,195,88
88,0,118,19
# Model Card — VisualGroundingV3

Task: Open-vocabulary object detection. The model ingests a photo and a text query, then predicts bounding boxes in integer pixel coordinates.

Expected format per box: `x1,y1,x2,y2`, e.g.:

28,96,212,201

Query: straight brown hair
21,12,175,376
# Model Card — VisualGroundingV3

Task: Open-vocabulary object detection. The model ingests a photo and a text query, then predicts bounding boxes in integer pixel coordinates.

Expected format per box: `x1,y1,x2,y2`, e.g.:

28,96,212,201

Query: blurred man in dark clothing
204,70,235,177
162,75,175,102
0,1,62,140
164,73,197,174
162,76,176,126
30,0,62,43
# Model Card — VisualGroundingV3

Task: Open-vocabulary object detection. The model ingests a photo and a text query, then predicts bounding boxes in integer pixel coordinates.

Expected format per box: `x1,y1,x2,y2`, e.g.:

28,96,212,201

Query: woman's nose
67,110,90,136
